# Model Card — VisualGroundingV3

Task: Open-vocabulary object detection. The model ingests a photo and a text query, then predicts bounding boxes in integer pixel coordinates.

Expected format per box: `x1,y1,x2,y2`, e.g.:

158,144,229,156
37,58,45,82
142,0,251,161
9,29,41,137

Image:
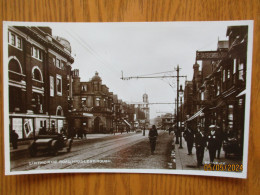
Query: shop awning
209,100,225,110
123,119,131,127
186,108,205,122
236,89,246,97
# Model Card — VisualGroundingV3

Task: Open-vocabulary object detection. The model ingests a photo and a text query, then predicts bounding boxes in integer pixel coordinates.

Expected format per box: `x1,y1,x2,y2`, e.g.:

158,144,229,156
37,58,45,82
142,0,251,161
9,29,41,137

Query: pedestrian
38,126,47,135
148,125,158,155
207,125,219,164
183,124,194,155
195,124,206,167
216,125,224,159
169,126,174,135
10,130,19,149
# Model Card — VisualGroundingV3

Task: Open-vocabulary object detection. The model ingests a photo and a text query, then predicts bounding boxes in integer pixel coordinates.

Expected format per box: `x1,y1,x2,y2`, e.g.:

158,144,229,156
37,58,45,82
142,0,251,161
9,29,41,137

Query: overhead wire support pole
121,67,187,142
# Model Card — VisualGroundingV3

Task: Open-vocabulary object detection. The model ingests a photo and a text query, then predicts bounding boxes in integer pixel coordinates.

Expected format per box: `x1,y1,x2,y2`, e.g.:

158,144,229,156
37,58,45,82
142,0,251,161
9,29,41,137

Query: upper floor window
54,57,65,69
8,32,22,50
32,66,43,81
31,46,43,61
81,97,87,106
56,74,62,96
222,69,226,82
227,69,231,79
201,92,204,101
9,58,22,73
81,85,87,91
239,62,244,81
233,59,237,74
96,97,100,106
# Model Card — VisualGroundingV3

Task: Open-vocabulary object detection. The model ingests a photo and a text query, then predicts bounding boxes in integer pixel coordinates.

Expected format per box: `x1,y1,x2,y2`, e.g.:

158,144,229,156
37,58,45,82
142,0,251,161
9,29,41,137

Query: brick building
8,26,74,140
185,25,248,150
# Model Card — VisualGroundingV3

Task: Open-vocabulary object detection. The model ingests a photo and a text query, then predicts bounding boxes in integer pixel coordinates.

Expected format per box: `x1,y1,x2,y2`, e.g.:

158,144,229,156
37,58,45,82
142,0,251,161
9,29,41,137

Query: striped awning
123,119,131,127
186,108,205,121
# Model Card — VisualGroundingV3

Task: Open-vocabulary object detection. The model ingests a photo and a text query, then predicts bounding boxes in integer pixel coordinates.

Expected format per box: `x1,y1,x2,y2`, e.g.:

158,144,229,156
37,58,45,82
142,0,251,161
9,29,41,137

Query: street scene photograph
4,21,253,177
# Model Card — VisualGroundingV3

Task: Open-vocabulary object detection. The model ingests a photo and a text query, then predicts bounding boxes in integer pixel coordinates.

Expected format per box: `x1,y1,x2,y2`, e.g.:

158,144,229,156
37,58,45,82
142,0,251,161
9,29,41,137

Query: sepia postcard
3,21,253,178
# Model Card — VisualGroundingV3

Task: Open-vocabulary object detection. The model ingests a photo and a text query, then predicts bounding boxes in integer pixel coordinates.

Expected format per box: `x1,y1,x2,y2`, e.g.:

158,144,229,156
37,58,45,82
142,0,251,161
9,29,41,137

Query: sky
48,21,233,119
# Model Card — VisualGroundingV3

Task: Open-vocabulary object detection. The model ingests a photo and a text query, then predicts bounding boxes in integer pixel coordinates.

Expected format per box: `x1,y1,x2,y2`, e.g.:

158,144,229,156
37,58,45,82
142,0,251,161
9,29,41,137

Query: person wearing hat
195,124,206,167
148,125,158,155
207,125,219,163
183,123,194,155
216,125,224,159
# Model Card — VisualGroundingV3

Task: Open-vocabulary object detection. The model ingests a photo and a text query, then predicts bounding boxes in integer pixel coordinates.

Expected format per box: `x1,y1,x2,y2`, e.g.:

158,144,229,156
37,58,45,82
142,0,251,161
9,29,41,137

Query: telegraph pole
176,65,180,144
121,67,186,141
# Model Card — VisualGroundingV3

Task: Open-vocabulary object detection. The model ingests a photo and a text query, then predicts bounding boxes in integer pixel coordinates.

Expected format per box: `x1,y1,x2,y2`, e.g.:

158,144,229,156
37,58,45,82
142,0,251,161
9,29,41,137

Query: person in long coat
207,125,219,163
195,124,206,167
183,124,194,155
149,125,158,155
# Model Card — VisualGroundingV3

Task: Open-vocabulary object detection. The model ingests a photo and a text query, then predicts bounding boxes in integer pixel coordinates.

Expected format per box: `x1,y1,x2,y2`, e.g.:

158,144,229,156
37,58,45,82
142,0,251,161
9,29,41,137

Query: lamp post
179,84,184,149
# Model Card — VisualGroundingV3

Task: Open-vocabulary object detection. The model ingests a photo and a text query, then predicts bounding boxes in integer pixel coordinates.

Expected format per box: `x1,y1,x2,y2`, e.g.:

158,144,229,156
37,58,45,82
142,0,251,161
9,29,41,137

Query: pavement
173,136,243,170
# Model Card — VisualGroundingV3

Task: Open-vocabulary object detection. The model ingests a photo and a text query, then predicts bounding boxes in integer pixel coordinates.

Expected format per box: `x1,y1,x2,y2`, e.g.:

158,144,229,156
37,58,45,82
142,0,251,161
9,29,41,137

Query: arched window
32,66,43,81
8,57,22,74
56,106,63,116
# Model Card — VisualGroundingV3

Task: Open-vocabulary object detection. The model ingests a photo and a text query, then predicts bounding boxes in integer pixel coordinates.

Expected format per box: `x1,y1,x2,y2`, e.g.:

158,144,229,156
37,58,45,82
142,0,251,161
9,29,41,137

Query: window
50,76,54,97
11,34,15,45
61,62,65,69
223,69,225,82
233,59,237,74
8,32,22,50
201,92,204,101
239,62,244,81
32,67,42,81
17,37,22,49
81,85,87,91
31,46,43,61
56,75,62,96
9,59,21,73
227,69,231,79
56,59,61,68
216,83,220,96
96,97,100,106
81,97,87,107
53,58,56,66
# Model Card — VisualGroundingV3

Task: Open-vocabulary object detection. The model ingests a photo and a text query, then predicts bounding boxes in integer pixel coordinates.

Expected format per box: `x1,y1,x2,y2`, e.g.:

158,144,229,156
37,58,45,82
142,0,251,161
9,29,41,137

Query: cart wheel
52,142,59,156
29,144,37,157
67,141,72,152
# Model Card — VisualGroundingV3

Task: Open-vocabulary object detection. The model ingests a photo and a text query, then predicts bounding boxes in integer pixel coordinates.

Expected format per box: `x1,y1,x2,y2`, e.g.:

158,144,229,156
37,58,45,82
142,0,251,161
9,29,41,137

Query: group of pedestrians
182,123,224,167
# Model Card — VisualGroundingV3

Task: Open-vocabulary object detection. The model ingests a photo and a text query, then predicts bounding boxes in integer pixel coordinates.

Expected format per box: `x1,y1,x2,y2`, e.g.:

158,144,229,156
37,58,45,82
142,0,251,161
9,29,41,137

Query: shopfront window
228,105,234,129
24,119,34,138
12,118,23,139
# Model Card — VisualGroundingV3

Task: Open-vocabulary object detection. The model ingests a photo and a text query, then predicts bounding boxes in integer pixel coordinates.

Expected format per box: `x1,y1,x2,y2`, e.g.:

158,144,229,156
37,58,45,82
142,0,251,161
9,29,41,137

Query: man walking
149,125,158,155
195,124,206,167
183,124,194,155
207,125,219,164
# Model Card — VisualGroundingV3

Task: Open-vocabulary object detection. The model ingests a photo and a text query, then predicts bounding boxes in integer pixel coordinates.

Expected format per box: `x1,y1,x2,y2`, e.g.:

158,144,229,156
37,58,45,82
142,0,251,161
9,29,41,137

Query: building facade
184,25,248,153
8,26,74,140
69,70,134,134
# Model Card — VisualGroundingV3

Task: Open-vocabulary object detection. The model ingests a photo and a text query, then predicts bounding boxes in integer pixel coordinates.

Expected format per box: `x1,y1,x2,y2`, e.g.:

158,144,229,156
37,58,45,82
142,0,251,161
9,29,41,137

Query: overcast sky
48,21,237,119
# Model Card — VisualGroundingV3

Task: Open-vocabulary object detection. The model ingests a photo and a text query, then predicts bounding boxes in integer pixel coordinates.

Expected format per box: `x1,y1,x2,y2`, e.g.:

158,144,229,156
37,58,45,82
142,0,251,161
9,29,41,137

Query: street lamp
179,84,184,149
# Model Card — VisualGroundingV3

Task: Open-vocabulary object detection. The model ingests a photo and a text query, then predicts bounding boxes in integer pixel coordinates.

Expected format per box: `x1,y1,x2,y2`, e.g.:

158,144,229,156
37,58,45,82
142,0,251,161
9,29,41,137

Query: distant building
69,71,114,133
69,70,134,134
142,93,150,125
8,26,74,140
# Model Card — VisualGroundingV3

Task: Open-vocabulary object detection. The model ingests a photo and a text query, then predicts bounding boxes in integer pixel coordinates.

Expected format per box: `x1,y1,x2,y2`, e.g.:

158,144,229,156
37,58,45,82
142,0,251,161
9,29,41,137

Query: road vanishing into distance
11,130,173,172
